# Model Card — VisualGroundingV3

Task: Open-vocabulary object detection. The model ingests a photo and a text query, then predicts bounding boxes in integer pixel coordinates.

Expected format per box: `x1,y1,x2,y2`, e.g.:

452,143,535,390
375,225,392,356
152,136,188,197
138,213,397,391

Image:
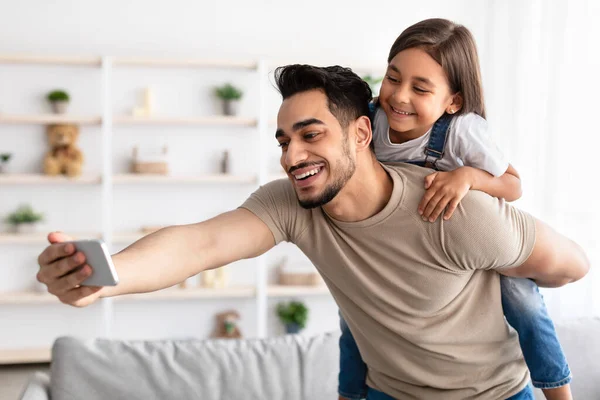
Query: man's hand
418,168,472,222
36,232,103,307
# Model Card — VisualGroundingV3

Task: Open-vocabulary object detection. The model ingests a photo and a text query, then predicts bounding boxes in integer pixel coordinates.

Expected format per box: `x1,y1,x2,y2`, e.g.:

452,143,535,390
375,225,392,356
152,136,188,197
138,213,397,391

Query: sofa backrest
50,332,339,400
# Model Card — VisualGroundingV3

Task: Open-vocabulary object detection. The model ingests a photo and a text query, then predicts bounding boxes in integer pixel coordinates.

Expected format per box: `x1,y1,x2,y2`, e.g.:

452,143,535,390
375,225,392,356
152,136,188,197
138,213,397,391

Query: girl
338,18,572,400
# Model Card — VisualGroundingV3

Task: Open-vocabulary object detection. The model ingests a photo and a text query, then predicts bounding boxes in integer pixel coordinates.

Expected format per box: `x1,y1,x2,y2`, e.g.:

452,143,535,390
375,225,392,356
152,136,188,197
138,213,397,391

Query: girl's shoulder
450,112,489,138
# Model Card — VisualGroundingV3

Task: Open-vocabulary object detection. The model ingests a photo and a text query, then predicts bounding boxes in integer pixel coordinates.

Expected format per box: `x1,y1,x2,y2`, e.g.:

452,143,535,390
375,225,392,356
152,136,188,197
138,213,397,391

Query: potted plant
214,83,243,116
5,204,44,234
362,75,383,96
277,301,308,334
47,89,70,114
0,153,11,173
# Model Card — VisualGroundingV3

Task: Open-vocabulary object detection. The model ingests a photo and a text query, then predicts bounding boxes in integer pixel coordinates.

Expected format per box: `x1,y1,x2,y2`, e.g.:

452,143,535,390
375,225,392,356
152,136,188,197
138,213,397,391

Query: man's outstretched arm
499,218,590,288
36,209,275,307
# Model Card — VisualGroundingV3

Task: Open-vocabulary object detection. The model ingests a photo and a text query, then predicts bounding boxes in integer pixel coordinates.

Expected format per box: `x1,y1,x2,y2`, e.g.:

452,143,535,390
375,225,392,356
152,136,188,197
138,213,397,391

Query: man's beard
297,135,356,209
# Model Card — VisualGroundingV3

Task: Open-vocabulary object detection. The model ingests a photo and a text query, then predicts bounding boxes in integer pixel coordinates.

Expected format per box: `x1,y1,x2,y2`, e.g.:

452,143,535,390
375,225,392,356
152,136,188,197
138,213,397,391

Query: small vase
15,223,38,234
51,101,69,114
285,323,301,334
222,100,239,116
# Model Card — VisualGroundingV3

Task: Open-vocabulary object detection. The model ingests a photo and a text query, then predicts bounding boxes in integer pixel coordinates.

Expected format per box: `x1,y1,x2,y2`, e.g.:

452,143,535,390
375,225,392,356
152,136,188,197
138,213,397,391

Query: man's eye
304,132,319,139
277,142,288,148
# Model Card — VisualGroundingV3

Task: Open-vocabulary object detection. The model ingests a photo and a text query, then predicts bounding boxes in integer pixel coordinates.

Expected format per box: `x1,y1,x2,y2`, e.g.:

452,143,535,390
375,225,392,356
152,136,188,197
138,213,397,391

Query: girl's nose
392,84,411,104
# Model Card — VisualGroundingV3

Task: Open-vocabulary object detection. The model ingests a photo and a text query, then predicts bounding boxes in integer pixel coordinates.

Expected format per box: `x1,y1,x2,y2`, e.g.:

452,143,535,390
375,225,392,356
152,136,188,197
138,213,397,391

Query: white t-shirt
372,108,509,177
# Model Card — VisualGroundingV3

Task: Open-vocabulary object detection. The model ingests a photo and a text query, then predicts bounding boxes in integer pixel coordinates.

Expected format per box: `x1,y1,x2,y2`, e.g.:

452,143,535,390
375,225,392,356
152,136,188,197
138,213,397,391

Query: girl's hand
418,168,473,222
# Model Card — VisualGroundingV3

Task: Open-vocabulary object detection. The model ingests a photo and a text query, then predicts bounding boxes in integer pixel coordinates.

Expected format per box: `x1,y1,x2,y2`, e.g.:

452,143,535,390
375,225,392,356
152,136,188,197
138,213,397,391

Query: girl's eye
414,87,428,93
386,75,399,83
277,142,288,148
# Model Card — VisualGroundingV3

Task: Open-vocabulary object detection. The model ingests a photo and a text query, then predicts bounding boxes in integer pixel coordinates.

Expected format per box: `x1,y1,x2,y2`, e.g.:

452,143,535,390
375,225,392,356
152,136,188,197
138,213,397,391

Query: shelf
0,286,330,306
0,114,102,125
0,174,255,185
0,292,57,305
113,57,257,70
0,232,101,245
0,287,255,306
0,347,51,365
120,286,256,301
267,285,330,297
112,174,256,184
0,174,101,185
114,115,257,127
0,55,102,66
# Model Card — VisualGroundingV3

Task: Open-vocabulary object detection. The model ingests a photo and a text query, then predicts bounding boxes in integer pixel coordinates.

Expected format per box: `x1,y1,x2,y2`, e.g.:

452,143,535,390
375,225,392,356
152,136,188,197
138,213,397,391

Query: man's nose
284,140,308,170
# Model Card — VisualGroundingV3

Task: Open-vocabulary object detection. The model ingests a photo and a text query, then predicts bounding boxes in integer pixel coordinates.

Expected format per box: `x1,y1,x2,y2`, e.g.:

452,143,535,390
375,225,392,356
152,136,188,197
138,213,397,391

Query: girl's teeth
392,107,412,115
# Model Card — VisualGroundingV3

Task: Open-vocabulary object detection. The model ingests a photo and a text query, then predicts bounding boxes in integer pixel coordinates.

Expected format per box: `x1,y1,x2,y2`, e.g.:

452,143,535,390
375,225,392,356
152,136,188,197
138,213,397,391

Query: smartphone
65,239,119,286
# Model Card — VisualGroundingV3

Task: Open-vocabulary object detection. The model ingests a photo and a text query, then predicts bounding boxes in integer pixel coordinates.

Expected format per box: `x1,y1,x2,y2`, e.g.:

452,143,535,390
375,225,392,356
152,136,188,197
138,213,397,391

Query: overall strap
368,99,379,127
422,113,453,169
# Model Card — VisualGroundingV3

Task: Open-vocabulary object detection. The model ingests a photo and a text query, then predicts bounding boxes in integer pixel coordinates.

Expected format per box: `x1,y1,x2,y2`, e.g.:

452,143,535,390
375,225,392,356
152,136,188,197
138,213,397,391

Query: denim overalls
337,106,571,400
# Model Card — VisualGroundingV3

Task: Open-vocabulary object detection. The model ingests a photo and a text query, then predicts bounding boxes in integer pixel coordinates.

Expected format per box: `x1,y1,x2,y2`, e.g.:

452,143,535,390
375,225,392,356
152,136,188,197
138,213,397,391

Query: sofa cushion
50,332,339,400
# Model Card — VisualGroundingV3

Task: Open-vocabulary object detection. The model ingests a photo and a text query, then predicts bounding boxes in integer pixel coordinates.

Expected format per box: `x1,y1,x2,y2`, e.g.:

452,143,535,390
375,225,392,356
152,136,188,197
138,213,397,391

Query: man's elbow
504,181,523,202
568,242,591,282
550,241,591,287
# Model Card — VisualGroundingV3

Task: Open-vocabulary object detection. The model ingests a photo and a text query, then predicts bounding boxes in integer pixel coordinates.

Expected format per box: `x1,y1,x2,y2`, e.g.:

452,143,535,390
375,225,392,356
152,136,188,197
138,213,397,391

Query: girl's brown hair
388,18,486,118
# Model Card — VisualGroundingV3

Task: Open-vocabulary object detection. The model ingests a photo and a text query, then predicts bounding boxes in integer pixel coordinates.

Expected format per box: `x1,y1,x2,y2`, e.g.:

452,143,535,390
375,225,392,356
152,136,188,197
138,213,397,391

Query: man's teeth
295,168,320,180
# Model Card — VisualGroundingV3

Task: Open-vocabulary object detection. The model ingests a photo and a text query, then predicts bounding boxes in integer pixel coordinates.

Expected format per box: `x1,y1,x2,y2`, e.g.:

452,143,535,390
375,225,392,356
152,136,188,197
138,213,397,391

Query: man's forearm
101,225,209,298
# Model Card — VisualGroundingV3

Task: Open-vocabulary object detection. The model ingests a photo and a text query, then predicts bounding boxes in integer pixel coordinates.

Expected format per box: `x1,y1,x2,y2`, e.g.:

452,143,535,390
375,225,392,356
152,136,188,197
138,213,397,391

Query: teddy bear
43,124,84,177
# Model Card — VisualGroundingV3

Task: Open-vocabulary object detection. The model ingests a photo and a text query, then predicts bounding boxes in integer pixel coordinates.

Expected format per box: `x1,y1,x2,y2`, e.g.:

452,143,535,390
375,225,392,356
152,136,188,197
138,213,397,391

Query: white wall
0,0,496,348
1,0,597,351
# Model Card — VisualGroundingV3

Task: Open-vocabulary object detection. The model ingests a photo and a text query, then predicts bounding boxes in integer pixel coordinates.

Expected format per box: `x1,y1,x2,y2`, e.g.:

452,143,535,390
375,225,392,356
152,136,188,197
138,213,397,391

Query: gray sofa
19,318,600,400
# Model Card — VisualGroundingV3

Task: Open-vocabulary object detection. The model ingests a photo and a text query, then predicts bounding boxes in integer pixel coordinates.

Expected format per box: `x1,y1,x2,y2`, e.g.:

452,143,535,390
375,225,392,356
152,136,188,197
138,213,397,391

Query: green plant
5,204,44,225
0,153,11,163
276,301,308,329
214,83,243,100
47,90,70,102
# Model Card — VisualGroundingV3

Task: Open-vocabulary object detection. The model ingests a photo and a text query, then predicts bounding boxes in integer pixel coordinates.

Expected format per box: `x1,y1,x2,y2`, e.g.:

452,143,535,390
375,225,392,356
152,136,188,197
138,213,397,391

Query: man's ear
446,93,463,114
354,115,372,152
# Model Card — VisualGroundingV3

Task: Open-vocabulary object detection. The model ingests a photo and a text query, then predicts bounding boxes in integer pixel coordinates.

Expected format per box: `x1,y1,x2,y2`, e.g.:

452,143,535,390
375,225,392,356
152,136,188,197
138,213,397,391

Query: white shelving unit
0,174,102,185
113,115,256,127
0,232,102,244
0,285,330,306
0,54,336,364
0,114,102,125
112,174,257,184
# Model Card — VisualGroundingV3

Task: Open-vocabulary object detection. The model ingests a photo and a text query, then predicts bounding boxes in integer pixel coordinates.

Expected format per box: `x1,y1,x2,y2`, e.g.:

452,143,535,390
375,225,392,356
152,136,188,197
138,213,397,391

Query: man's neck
322,156,393,222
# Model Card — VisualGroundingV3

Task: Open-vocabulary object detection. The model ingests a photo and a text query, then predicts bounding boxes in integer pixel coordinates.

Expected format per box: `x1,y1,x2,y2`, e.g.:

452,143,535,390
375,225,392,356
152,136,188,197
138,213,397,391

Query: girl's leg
500,276,572,393
339,311,369,400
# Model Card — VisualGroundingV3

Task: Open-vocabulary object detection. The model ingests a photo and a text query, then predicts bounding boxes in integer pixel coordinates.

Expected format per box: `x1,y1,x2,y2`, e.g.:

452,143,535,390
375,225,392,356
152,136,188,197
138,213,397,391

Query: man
37,65,589,399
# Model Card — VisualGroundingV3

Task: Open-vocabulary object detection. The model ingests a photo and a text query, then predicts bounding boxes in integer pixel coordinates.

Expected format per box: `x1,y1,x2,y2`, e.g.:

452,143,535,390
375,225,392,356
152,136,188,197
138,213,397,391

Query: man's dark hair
273,64,373,128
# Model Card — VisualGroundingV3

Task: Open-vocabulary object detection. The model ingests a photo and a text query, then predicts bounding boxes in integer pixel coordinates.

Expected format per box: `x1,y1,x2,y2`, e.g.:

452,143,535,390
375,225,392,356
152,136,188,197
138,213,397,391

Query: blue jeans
338,276,571,399
500,276,571,389
365,383,535,399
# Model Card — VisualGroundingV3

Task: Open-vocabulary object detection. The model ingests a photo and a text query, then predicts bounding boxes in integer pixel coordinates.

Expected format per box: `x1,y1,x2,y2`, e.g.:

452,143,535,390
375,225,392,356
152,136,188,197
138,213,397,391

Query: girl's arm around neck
466,163,522,202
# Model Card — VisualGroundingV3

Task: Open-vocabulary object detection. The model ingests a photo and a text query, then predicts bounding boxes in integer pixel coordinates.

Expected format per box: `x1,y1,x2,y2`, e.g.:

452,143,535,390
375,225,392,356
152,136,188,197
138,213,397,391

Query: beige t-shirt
241,162,535,400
